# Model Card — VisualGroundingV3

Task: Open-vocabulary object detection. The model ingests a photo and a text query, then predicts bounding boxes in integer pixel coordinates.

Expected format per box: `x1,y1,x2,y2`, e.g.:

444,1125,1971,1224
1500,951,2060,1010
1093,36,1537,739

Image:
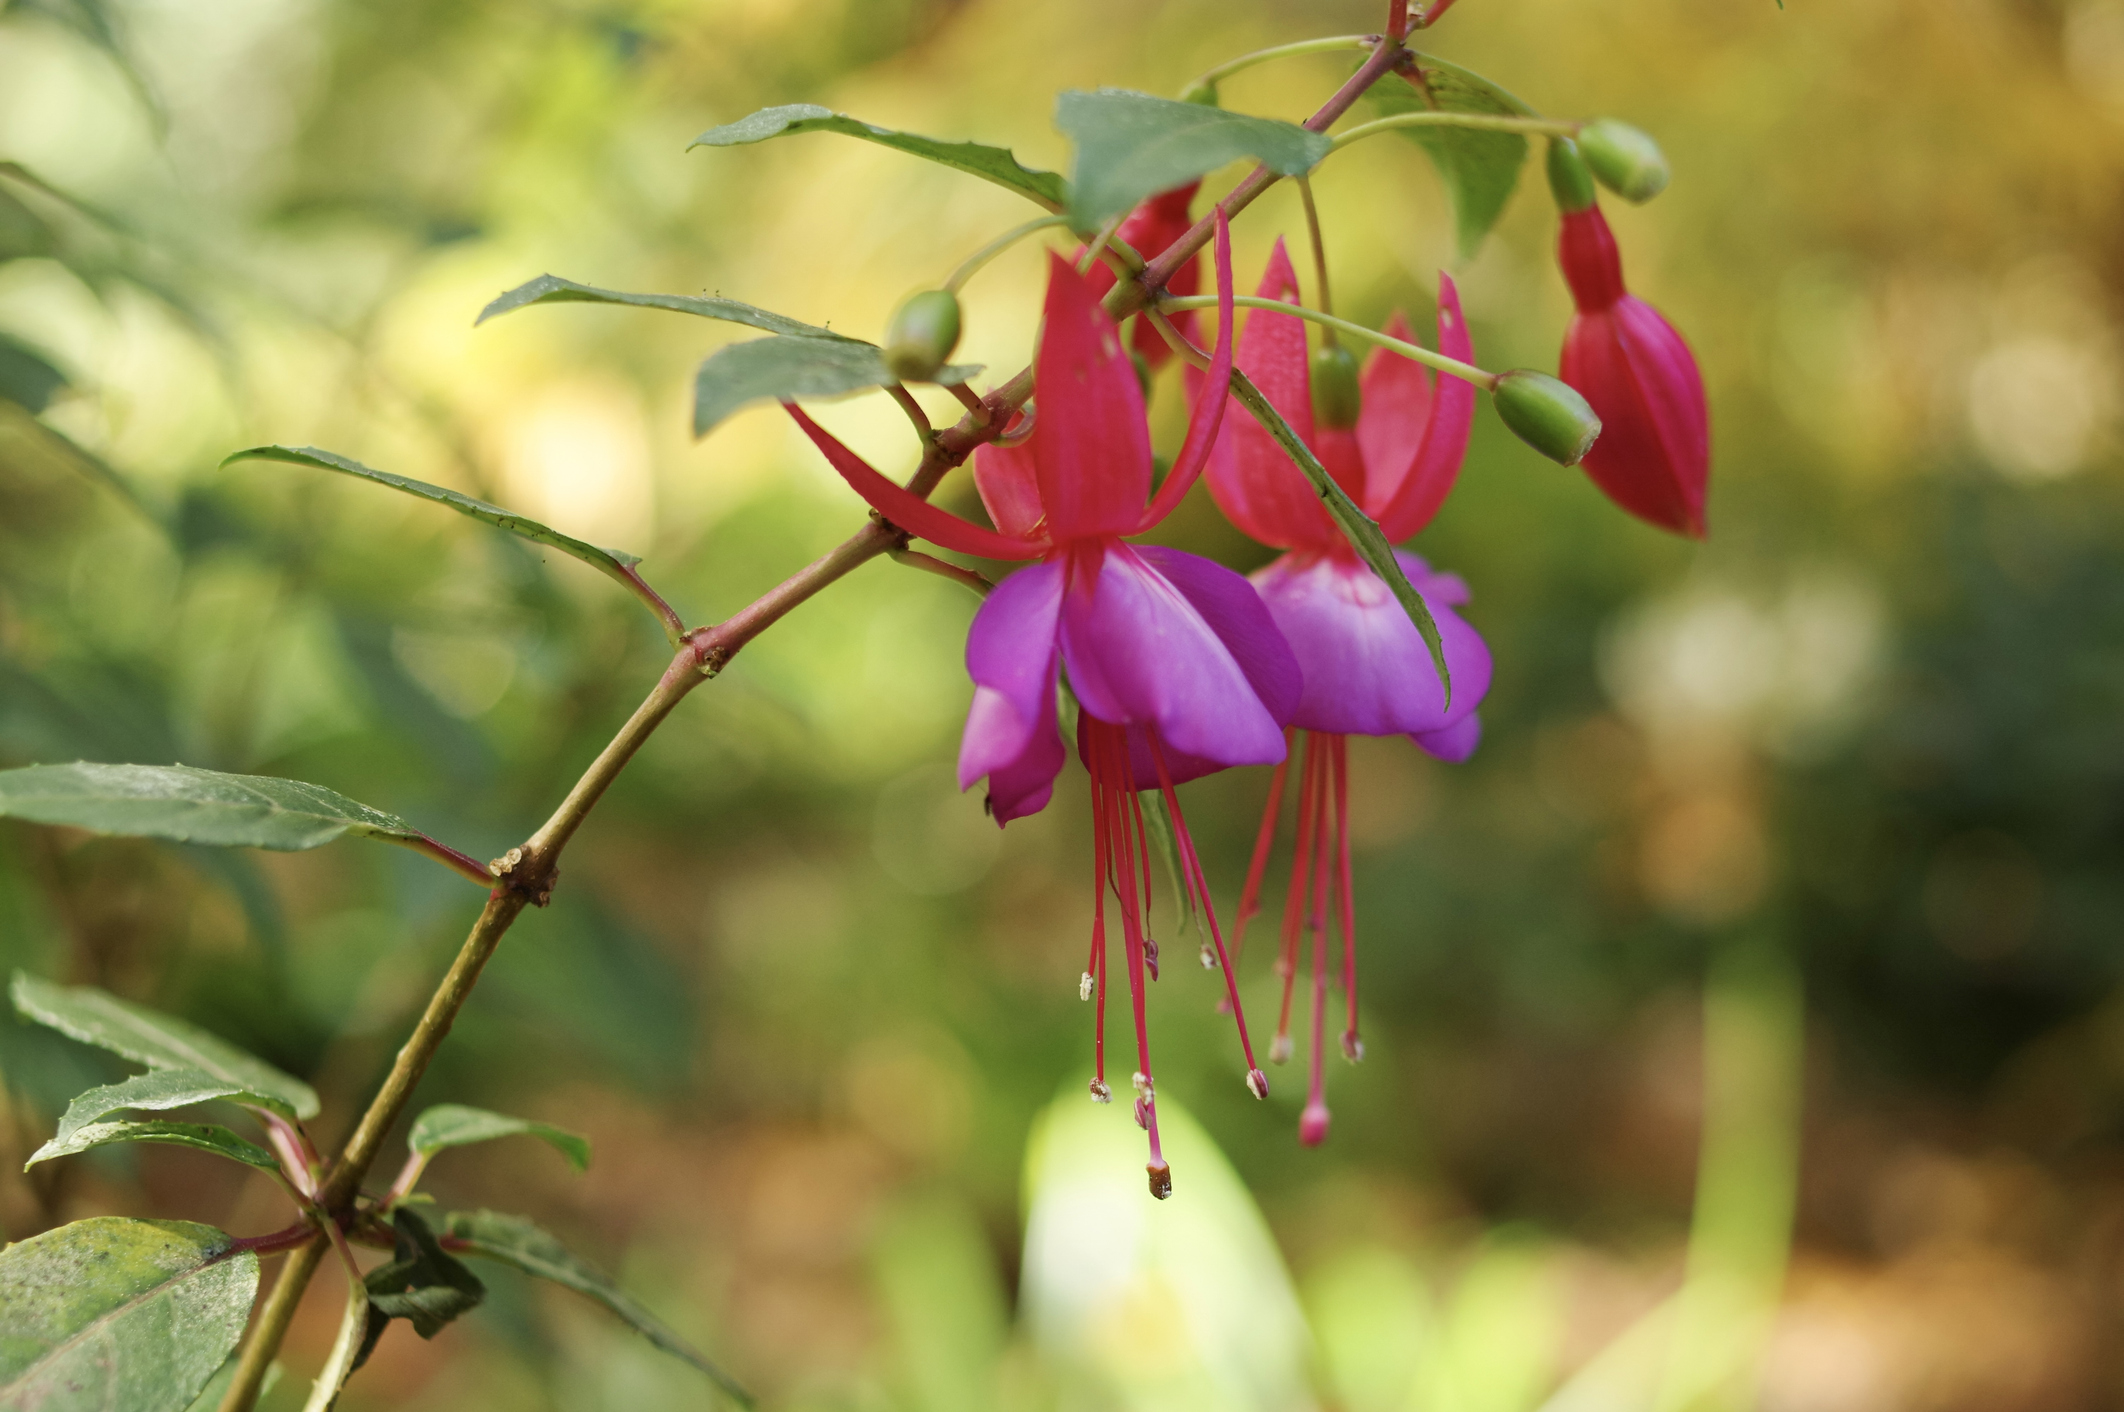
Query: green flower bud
1546,137,1597,214
1576,119,1670,204
1492,369,1601,466
1310,344,1363,430
883,289,962,383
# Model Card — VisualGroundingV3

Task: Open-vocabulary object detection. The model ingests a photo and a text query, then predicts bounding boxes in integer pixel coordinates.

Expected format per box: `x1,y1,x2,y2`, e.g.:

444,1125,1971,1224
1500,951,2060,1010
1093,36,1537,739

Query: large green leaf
476,275,852,341
11,973,320,1120
26,1118,281,1173
444,1210,750,1405
0,1218,259,1412
694,336,981,437
1366,57,1536,259
224,444,647,582
43,1067,288,1143
0,761,425,854
1229,372,1450,702
690,105,1065,213
407,1104,590,1173
1056,89,1332,229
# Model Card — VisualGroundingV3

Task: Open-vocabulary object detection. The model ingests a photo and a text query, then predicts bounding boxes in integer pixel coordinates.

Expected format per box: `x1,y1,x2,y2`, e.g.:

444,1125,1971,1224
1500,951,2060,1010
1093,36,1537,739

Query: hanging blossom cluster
791,148,1707,1198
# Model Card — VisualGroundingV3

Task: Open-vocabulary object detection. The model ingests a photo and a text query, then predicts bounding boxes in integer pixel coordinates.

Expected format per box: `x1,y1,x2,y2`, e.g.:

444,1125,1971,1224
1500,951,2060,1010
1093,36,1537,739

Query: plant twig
890,548,994,598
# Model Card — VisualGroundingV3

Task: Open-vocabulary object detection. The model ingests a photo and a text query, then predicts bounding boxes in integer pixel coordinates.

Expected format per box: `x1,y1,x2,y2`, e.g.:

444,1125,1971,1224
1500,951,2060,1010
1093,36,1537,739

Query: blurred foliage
2,0,2122,1407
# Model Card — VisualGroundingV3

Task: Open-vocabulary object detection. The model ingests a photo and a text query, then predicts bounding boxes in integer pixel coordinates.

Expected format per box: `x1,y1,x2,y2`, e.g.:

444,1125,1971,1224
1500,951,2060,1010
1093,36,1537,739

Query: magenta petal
1133,545,1301,726
1250,550,1492,737
1058,544,1288,772
958,558,1067,823
1412,711,1482,763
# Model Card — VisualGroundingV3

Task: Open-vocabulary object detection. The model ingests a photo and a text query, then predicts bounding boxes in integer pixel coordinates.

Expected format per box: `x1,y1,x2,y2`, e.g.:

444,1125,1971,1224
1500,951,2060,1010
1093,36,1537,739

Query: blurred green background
3,0,2122,1407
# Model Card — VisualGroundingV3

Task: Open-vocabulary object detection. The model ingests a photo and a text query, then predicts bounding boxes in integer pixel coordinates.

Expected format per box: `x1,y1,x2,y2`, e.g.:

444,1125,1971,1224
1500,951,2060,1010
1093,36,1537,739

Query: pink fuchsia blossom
1200,239,1492,1146
1556,202,1710,537
785,215,1292,1198
1082,181,1201,372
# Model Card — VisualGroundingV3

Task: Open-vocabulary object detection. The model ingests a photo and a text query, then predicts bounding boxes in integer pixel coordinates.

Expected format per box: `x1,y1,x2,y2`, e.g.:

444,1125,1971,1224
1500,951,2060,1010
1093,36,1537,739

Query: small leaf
224,443,646,579
11,973,320,1120
694,336,981,438
1367,57,1537,259
180,1356,280,1412
407,1104,590,1173
0,761,426,854
1230,372,1451,701
47,1066,289,1141
0,1217,259,1412
690,105,1065,213
445,1210,751,1406
476,275,853,340
1056,88,1333,229
357,1210,483,1369
27,1118,282,1173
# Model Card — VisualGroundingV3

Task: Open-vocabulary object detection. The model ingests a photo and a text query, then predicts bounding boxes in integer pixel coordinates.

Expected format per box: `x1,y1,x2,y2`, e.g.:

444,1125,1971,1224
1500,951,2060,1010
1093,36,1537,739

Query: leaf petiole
1156,293,1498,388
1329,110,1580,151
943,214,1069,293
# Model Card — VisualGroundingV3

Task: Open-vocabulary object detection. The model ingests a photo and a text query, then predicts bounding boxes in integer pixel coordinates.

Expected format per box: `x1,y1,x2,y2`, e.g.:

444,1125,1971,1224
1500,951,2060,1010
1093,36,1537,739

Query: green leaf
444,1210,751,1406
407,1104,590,1173
1056,88,1332,229
0,1217,259,1412
179,1356,279,1412
1229,372,1450,702
1367,57,1537,259
11,973,320,1120
476,275,853,341
45,1067,289,1145
0,761,427,854
223,443,648,583
26,1119,282,1173
357,1210,483,1369
690,105,1065,213
694,336,981,438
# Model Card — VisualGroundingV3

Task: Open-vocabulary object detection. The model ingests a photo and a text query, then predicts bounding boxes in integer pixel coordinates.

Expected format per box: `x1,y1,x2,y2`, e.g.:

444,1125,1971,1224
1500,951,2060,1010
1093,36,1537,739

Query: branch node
487,847,557,906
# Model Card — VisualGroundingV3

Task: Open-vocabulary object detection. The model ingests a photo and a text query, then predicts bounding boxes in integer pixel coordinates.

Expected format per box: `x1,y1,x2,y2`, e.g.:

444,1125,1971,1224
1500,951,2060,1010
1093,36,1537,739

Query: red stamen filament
1273,734,1325,1062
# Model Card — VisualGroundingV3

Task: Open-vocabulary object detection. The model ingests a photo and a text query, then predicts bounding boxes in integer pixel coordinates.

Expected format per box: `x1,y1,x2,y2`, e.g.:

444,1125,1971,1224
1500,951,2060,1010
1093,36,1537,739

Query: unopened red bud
1577,119,1670,204
1310,344,1363,429
883,289,962,382
1493,369,1601,466
1545,137,1598,215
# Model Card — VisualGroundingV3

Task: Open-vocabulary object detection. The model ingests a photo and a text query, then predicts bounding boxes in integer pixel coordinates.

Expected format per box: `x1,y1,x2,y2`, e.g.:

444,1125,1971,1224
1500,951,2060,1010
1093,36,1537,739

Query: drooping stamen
1273,734,1325,1063
1090,719,1170,1197
1087,730,1114,1102
1232,729,1296,970
1300,733,1338,1147
1333,734,1363,1063
1145,728,1269,1100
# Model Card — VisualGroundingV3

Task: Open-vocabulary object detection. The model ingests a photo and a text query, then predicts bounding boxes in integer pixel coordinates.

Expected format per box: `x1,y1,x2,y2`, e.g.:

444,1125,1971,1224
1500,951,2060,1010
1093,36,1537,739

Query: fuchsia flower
1201,239,1493,1146
1082,181,1201,371
786,215,1298,1199
1554,167,1710,536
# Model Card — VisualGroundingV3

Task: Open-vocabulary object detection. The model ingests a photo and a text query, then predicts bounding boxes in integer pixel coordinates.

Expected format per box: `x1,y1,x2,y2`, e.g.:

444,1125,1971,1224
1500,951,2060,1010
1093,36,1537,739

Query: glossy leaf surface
476,274,851,340
26,1118,281,1173
407,1104,590,1173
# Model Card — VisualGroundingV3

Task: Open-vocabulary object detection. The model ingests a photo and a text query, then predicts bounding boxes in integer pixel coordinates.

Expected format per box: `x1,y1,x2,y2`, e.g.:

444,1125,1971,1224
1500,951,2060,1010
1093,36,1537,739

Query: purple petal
1133,545,1301,726
1250,550,1492,738
958,558,1067,823
1412,711,1482,762
1058,544,1288,772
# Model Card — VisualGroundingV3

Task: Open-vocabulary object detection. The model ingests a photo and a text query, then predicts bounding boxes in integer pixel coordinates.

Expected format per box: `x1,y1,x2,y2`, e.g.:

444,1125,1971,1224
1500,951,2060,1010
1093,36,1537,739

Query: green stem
1159,294,1498,388
943,214,1068,293
1295,176,1335,342
889,548,994,598
1180,35,1377,102
1330,110,1580,151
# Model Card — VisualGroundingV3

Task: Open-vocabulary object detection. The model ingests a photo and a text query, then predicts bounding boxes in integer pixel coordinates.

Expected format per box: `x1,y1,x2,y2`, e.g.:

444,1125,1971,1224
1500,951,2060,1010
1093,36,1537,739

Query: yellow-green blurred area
3,0,2122,1406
